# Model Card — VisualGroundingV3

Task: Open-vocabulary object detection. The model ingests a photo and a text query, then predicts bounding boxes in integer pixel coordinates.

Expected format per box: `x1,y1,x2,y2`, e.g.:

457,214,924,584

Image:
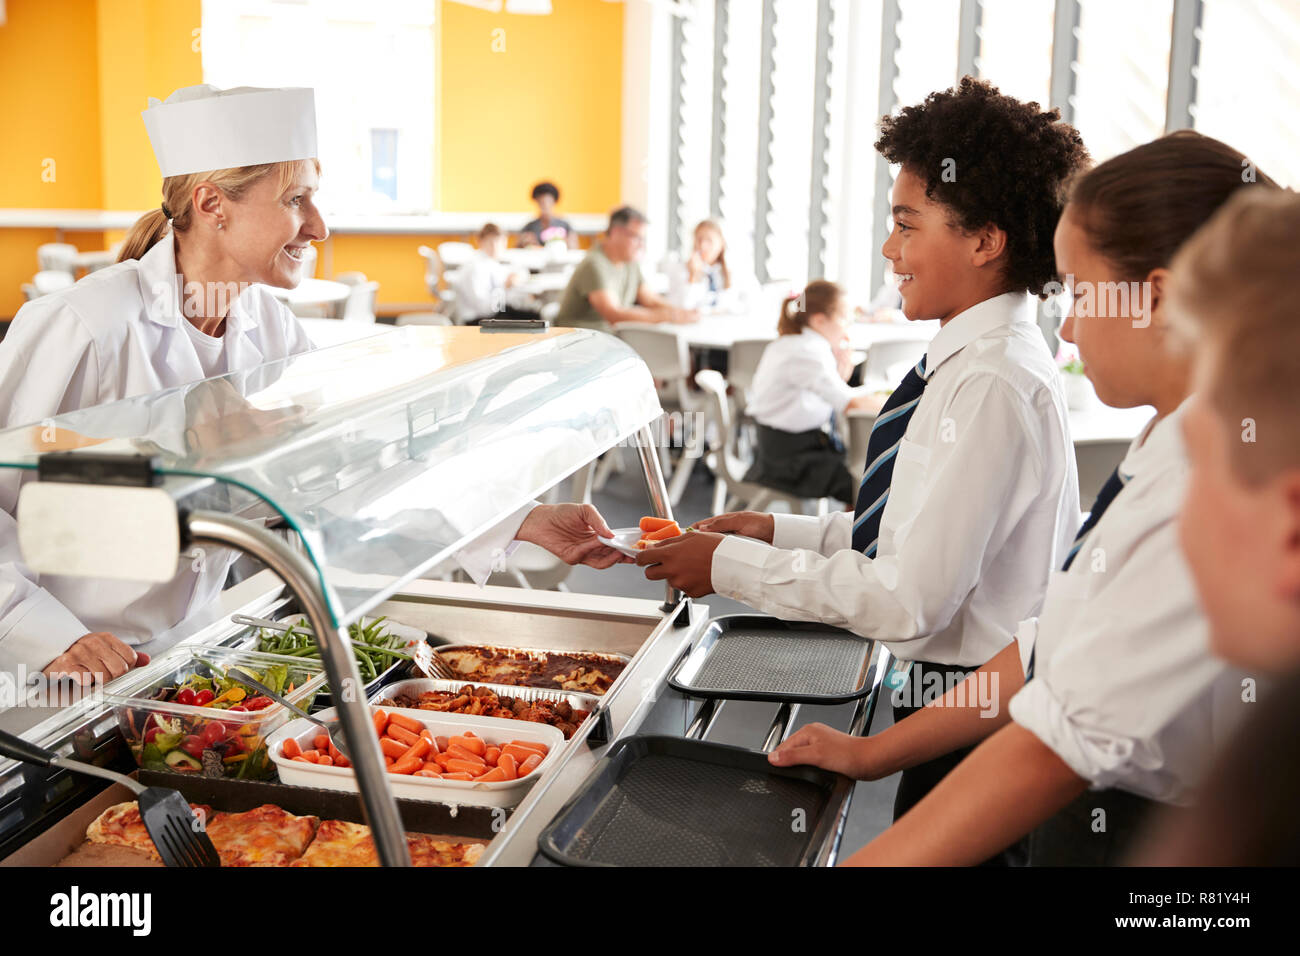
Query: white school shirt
1008,402,1246,803
745,328,861,433
451,251,508,323
710,292,1079,668
0,232,524,673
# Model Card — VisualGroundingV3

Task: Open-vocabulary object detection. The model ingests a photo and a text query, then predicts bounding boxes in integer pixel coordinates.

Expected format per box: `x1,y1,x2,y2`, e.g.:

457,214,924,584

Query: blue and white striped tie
851,356,928,556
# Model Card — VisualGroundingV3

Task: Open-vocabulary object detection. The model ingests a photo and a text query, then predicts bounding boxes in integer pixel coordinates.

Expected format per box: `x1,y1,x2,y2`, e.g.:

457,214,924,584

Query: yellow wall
96,0,203,211
0,0,623,317
437,0,624,215
0,0,104,210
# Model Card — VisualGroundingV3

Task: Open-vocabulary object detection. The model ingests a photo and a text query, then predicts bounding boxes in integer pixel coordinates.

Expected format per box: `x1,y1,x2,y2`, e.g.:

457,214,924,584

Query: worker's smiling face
222,160,328,289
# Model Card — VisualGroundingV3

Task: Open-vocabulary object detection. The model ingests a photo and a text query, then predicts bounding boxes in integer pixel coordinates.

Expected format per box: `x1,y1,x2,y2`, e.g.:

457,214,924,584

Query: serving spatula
0,729,221,867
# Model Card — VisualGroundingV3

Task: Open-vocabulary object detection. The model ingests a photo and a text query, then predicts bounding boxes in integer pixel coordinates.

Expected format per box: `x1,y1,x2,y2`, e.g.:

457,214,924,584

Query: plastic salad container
107,646,327,780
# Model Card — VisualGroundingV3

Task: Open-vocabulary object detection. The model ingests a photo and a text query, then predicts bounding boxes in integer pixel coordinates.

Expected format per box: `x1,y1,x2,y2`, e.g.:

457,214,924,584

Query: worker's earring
216,221,225,230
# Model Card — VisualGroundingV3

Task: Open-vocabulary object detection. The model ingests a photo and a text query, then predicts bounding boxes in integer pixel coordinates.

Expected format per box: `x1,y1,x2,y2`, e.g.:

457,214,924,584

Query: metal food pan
233,615,423,709
668,615,875,704
419,643,632,698
536,734,840,867
370,677,608,743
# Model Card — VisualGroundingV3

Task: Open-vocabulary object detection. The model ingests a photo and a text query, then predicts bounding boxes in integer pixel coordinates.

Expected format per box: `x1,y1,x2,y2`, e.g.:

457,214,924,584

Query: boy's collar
921,291,1036,379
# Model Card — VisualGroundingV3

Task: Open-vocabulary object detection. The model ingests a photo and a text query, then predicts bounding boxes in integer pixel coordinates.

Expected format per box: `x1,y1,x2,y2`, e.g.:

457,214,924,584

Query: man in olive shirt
555,206,697,332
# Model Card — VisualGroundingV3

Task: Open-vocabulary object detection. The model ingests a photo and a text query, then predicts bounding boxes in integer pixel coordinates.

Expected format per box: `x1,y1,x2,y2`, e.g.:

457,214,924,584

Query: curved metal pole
634,424,684,610
185,511,410,867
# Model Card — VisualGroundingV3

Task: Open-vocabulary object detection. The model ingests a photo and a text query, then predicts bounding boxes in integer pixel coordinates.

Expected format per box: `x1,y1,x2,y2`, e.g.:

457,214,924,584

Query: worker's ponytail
117,208,173,263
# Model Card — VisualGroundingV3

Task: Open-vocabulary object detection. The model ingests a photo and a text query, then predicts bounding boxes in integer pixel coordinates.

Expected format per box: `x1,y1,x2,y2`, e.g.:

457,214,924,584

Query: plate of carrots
600,516,692,556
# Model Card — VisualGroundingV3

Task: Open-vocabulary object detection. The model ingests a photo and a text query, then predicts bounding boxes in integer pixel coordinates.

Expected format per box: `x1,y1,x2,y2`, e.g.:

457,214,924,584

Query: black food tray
668,614,875,704
537,735,839,867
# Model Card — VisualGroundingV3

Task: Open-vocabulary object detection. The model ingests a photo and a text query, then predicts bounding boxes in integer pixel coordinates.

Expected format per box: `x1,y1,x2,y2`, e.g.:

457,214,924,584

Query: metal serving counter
0,569,878,866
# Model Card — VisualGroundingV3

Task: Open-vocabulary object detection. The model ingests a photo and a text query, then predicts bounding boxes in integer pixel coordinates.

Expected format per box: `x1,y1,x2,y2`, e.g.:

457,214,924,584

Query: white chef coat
710,292,1079,667
745,328,862,433
0,232,315,672
451,251,508,324
1008,402,1246,803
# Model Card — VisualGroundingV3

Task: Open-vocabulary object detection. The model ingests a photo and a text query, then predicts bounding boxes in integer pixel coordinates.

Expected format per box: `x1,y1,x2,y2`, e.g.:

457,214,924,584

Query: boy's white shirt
1009,401,1244,803
710,291,1079,668
451,251,508,323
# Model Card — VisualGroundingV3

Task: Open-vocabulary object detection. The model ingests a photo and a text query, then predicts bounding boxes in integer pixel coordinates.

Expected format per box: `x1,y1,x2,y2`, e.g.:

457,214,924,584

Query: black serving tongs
0,729,220,867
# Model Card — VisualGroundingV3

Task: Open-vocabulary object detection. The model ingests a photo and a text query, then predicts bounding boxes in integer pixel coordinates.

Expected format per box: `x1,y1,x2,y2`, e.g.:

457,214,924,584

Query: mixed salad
121,663,301,779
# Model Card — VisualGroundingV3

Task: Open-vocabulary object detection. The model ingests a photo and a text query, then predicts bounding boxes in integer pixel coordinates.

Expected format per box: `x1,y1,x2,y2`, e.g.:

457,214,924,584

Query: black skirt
744,423,855,504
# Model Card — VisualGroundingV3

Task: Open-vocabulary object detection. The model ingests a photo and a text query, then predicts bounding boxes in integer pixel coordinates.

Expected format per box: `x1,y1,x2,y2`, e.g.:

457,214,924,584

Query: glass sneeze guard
0,326,663,627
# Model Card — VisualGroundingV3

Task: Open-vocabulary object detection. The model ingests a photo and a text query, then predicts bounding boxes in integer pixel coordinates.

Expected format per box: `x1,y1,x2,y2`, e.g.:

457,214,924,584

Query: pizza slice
294,818,484,867
86,801,213,860
202,804,319,867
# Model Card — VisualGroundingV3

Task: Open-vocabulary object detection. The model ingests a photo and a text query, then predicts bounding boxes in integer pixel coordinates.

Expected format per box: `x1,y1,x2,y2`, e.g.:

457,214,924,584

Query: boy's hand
693,511,775,543
516,503,632,569
768,722,878,779
635,531,724,597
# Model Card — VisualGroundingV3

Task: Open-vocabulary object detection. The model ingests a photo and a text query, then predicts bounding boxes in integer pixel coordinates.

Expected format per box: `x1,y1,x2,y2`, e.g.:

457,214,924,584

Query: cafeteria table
619,311,941,352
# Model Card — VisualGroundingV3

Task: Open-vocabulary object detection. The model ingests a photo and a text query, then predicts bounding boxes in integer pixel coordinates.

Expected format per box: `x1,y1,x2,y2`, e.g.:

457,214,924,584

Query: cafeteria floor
523,453,901,859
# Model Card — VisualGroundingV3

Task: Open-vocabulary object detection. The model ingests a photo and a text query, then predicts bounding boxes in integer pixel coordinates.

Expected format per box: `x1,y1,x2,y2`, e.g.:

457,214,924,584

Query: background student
554,206,697,331
637,79,1088,849
450,223,526,324
1135,187,1300,866
517,181,578,248
667,219,736,310
742,280,875,506
775,132,1279,867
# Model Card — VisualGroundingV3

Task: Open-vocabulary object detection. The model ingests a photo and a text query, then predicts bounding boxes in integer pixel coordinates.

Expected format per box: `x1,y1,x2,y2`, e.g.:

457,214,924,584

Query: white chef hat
142,84,317,179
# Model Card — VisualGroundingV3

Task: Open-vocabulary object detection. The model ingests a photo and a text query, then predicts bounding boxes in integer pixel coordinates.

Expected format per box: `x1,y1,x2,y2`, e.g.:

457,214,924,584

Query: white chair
615,326,704,504
1074,438,1129,511
859,338,930,391
417,245,458,313
694,369,828,517
394,311,453,327
340,280,380,324
37,243,79,275
33,270,75,295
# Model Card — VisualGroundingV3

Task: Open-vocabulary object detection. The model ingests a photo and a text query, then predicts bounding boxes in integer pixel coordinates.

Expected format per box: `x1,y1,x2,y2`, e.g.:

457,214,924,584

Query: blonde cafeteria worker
0,84,619,686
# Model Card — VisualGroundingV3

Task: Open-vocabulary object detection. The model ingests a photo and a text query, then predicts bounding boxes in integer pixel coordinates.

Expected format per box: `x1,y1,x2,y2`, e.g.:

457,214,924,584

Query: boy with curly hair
637,78,1090,846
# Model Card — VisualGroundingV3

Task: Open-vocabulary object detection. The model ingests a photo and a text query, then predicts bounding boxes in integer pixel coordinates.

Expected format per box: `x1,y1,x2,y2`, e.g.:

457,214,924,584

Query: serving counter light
0,326,675,867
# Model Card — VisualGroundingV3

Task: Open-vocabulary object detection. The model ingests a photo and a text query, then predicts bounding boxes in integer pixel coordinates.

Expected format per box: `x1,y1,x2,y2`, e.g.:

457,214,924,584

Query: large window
1194,0,1300,187
200,0,436,215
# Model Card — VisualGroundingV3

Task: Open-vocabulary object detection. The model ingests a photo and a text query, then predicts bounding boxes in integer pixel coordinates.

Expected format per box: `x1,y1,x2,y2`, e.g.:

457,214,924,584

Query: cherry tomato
143,726,162,744
244,696,273,711
228,704,249,713
180,735,204,759
193,689,215,706
200,722,226,747
175,688,197,707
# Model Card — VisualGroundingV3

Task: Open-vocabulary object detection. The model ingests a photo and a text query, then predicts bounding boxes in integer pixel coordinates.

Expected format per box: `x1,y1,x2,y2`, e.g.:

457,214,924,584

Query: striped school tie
851,356,928,556
1026,466,1128,679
